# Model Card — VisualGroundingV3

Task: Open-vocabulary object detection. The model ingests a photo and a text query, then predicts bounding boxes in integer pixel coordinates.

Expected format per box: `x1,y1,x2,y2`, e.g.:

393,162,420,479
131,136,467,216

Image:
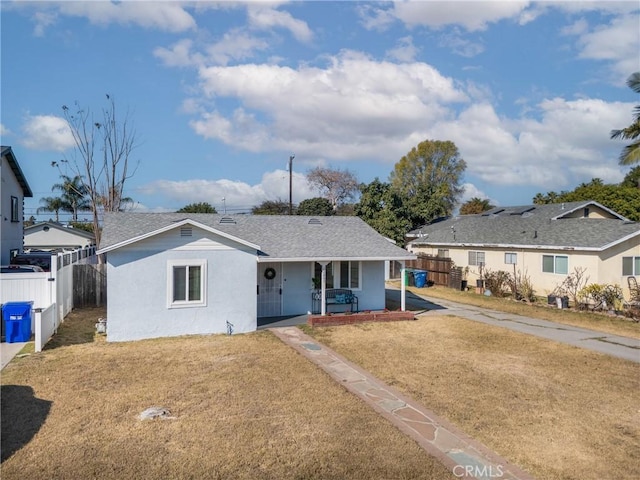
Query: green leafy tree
68,221,94,233
389,139,466,225
297,197,333,216
459,197,495,215
621,166,640,189
176,202,217,213
24,215,36,227
252,200,291,215
533,178,640,221
306,167,359,210
611,72,640,165
37,196,65,222
52,174,90,221
355,179,411,245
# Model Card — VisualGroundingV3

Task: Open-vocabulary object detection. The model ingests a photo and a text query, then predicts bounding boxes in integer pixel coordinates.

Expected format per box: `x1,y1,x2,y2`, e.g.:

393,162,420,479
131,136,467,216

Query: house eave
97,219,261,255
409,241,605,252
257,255,417,263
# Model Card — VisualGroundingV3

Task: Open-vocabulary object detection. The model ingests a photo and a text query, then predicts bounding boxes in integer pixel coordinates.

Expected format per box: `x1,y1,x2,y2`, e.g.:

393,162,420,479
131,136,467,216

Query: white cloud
247,4,313,43
0,123,12,137
137,170,315,212
438,30,485,57
153,39,204,68
21,115,75,152
362,1,531,32
429,98,632,189
192,51,467,161
572,13,640,80
386,36,419,63
24,1,196,35
460,183,497,206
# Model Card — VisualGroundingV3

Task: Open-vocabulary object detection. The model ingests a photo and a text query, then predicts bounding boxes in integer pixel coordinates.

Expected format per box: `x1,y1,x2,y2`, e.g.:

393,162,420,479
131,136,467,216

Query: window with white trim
313,262,334,289
542,255,568,274
168,259,206,308
622,256,640,276
468,251,485,266
339,261,361,289
504,252,517,265
437,249,449,258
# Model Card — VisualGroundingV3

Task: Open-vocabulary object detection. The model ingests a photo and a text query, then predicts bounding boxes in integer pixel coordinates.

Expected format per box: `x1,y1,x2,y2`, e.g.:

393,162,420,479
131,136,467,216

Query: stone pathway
270,326,534,480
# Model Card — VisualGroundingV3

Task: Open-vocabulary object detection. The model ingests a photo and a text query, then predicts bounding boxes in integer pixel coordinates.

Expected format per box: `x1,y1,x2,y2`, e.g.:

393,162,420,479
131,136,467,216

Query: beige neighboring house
406,200,640,300
24,222,95,252
1,146,33,264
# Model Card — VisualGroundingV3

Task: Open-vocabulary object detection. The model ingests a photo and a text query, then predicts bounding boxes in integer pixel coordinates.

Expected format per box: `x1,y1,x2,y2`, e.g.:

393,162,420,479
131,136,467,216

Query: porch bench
324,288,358,313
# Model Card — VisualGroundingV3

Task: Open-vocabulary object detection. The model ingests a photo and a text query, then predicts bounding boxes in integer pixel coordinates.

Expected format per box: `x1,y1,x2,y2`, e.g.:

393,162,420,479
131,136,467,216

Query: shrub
578,283,624,311
509,269,536,303
483,269,512,297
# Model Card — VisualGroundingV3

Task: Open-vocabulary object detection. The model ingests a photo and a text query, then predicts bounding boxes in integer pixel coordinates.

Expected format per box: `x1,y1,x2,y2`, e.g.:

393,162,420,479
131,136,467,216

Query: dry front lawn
398,283,640,339
306,316,640,480
1,309,453,480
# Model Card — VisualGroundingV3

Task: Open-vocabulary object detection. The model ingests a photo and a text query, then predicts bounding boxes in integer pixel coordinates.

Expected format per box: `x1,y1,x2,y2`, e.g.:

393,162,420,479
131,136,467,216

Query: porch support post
319,261,330,316
400,260,406,312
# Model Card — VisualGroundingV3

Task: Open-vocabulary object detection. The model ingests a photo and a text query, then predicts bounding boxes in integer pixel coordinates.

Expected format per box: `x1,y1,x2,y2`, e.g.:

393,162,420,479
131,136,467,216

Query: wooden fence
73,264,107,308
405,254,455,287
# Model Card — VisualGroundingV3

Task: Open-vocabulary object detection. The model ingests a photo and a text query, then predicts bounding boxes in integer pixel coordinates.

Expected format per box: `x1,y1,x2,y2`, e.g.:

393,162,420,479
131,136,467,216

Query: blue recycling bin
414,270,428,288
2,301,33,343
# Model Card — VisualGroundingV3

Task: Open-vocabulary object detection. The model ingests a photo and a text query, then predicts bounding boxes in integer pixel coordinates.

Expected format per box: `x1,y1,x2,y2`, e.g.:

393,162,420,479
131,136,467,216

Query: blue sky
2,1,639,221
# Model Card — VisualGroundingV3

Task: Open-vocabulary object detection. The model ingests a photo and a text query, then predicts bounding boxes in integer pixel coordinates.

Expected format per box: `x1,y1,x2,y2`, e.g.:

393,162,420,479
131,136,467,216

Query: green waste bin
2,302,33,343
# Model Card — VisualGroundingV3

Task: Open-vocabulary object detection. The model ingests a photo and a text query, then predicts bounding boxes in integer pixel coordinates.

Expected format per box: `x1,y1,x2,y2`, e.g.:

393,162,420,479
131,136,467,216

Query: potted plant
312,277,321,290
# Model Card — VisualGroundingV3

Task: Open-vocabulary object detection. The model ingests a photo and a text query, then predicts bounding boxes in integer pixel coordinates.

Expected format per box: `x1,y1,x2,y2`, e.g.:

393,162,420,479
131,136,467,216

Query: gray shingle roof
408,201,640,251
99,212,415,261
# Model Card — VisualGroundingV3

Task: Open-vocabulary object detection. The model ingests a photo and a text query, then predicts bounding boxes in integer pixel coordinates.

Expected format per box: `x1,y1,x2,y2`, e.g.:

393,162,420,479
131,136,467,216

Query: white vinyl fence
1,246,97,351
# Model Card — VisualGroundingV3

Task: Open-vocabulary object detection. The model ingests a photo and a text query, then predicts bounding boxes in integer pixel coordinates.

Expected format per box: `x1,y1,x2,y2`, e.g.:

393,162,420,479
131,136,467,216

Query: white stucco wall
106,228,257,342
1,155,25,264
25,225,94,249
280,260,387,314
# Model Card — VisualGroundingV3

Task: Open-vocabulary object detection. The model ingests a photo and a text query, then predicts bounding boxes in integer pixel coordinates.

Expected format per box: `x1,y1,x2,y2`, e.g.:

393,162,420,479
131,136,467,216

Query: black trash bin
2,302,33,343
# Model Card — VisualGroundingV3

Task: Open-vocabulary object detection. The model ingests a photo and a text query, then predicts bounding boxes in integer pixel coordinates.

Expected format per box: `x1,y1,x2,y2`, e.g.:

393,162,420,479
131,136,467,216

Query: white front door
257,262,282,317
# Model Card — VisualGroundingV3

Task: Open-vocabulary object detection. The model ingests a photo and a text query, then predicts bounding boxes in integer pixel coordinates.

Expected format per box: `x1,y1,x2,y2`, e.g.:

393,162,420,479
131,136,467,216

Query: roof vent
308,218,322,225
219,216,236,224
180,227,192,237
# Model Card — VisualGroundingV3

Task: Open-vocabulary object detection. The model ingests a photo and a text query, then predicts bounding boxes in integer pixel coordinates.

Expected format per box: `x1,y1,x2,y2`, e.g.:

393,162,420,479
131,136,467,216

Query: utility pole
288,154,295,215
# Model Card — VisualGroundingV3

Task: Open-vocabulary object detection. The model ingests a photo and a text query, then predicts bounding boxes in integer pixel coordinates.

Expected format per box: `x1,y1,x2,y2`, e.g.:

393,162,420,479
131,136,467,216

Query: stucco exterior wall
1,155,25,264
280,260,387,315
106,228,257,342
411,239,640,300
25,225,95,250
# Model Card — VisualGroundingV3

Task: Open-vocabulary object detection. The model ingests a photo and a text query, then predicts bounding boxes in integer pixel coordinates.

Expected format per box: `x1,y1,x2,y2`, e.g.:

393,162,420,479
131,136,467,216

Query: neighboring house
24,222,95,251
406,201,640,299
1,146,33,264
97,213,416,342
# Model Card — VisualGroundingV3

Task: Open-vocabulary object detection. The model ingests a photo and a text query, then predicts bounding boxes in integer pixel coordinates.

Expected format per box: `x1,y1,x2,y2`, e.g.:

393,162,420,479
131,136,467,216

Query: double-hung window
542,255,568,274
469,251,485,266
622,256,640,276
168,259,206,308
504,252,517,265
339,261,361,289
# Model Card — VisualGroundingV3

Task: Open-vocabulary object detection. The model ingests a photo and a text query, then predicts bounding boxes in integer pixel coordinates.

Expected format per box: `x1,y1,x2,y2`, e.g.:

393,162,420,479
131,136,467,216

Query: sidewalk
270,326,534,480
386,288,640,363
1,341,28,370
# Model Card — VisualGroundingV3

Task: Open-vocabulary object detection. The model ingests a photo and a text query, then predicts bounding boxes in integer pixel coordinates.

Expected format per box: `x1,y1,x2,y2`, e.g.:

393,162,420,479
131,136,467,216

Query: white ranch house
98,213,416,342
24,222,96,251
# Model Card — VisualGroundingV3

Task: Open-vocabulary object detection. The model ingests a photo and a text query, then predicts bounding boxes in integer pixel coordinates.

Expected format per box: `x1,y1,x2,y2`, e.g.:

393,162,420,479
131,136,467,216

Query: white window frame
437,249,449,258
542,255,568,275
311,261,361,290
469,251,485,266
504,252,517,265
167,259,207,309
622,256,640,276
338,261,362,290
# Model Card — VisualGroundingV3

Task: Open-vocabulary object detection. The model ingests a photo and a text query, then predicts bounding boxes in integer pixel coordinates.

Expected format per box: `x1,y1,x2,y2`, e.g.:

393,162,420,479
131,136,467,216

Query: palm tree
611,72,640,165
37,196,65,222
51,175,90,221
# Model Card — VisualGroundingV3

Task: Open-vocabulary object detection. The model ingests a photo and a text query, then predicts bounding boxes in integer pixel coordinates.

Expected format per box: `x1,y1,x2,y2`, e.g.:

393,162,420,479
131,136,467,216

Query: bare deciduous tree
61,95,139,248
306,167,358,210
